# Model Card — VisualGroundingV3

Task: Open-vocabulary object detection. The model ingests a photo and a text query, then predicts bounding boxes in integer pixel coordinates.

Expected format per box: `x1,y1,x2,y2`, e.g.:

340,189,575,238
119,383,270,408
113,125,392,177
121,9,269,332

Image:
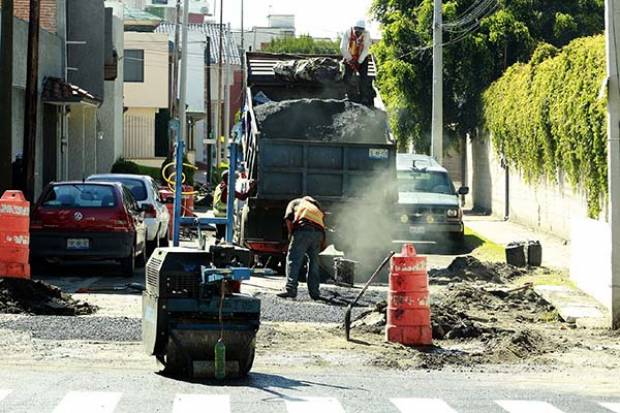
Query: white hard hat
354,19,366,29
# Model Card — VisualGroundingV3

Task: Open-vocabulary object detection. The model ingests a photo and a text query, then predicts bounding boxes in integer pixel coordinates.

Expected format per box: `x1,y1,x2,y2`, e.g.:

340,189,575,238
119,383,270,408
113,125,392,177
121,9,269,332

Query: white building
232,14,296,52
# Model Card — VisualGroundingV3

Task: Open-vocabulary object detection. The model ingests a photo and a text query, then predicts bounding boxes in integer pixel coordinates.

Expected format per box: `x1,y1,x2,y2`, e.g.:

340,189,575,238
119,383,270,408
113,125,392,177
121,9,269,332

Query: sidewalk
464,214,571,270
464,214,610,326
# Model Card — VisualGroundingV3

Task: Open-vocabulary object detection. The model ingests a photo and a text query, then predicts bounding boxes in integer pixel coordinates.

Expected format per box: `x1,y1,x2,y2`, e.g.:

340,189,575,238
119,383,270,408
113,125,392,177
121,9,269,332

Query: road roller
143,244,260,378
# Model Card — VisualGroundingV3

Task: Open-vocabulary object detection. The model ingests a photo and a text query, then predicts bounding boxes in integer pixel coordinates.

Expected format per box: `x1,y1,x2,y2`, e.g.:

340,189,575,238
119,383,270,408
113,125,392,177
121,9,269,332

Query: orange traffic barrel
0,190,30,279
182,185,194,217
386,243,432,346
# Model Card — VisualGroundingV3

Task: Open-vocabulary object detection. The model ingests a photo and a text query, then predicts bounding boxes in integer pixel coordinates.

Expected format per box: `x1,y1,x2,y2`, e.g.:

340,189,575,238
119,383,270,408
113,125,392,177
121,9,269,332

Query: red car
30,182,147,276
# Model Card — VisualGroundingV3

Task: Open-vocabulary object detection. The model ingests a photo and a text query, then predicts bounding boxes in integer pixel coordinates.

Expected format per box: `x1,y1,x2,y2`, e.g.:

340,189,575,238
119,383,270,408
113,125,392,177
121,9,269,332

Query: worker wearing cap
212,170,255,240
341,19,373,105
277,196,326,300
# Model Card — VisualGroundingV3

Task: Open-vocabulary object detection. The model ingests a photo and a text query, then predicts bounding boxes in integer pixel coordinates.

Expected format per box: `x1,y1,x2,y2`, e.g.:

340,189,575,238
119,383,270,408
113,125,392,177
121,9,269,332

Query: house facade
122,29,169,166
0,0,124,197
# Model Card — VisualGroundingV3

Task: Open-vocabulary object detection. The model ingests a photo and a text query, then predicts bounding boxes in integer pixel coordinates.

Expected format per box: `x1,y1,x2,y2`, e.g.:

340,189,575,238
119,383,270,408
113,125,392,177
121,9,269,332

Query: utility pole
23,0,41,201
431,0,443,165
605,0,620,329
215,0,224,167
205,34,213,180
179,0,190,151
240,0,245,106
224,24,231,148
0,0,14,192
170,0,181,156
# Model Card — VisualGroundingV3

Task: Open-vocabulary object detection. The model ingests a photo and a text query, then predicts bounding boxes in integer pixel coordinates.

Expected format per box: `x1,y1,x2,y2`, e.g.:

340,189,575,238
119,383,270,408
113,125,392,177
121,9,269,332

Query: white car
87,174,170,251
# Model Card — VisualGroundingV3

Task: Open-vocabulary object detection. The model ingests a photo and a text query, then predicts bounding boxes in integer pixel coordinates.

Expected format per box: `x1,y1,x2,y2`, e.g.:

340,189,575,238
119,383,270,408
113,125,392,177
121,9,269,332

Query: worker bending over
341,19,372,106
212,171,254,240
277,196,326,300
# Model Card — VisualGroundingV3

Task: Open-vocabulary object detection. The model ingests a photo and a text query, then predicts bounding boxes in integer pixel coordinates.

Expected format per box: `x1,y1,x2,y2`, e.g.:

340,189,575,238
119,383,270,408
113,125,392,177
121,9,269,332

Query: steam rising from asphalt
328,170,403,283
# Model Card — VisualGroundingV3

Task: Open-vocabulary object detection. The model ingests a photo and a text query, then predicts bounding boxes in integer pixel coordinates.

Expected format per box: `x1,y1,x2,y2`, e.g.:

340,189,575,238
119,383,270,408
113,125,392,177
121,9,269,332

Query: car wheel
120,247,136,277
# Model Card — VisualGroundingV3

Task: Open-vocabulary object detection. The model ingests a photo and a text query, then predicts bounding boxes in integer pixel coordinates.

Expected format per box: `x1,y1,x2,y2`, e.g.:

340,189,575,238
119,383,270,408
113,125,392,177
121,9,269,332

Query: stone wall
466,134,591,241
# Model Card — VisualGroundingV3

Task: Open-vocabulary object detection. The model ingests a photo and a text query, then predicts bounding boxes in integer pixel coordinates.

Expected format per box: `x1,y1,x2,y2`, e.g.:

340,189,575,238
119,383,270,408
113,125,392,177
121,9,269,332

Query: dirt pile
0,278,96,316
254,99,388,144
428,256,526,284
350,256,563,369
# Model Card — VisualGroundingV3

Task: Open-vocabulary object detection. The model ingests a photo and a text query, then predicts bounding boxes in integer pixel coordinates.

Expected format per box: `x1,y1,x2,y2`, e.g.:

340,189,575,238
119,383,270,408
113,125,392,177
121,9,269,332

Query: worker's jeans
344,58,372,106
285,227,323,298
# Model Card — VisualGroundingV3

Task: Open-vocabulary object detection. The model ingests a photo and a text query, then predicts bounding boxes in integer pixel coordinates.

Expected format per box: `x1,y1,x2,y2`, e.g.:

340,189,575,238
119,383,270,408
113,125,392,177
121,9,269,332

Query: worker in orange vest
277,196,326,300
340,19,372,105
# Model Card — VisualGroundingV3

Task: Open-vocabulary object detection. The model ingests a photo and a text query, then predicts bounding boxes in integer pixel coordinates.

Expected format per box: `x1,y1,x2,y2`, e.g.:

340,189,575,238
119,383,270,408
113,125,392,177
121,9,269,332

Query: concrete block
535,285,610,327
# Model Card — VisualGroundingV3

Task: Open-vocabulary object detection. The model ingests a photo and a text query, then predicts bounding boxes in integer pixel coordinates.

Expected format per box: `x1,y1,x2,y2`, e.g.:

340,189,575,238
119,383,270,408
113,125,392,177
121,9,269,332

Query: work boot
276,290,296,299
309,291,321,301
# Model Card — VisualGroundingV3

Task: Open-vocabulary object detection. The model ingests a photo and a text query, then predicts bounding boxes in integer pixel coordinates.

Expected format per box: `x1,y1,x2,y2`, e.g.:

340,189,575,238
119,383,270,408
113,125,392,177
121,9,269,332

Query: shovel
344,251,395,342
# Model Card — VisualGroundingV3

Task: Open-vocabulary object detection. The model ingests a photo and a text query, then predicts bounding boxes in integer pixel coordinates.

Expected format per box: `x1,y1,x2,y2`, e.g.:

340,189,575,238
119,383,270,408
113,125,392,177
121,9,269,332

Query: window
124,49,144,82
41,184,117,208
90,178,148,201
397,171,456,195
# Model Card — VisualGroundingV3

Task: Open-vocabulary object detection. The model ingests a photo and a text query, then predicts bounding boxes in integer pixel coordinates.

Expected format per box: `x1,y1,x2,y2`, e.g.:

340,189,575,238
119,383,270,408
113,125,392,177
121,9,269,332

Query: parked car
396,154,469,242
86,174,170,252
30,182,147,276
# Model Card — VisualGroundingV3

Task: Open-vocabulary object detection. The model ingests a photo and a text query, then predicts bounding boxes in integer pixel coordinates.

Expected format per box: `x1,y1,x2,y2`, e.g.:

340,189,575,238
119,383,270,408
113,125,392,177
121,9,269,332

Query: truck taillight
227,281,241,294
143,203,157,218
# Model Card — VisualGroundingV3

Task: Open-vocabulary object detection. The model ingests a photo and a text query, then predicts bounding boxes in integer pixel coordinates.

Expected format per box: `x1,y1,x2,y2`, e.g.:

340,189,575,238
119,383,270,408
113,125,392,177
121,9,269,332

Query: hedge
483,35,607,217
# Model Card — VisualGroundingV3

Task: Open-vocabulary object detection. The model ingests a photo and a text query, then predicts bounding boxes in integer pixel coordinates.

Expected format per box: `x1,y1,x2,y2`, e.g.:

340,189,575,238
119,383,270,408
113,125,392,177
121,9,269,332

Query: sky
213,0,381,39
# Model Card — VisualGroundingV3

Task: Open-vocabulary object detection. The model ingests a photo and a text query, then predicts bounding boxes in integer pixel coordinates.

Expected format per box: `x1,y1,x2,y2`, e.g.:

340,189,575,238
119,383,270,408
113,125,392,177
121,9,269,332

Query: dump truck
239,52,397,272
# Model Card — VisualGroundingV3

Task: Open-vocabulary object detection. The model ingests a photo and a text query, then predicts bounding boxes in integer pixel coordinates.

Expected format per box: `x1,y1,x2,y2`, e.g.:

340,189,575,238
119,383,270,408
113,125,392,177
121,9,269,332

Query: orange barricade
0,190,31,279
386,243,432,346
181,185,194,217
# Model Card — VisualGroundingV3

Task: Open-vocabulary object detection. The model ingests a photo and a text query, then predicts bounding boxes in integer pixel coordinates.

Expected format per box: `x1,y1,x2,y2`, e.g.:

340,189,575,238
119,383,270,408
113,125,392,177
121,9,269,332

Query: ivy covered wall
483,35,607,217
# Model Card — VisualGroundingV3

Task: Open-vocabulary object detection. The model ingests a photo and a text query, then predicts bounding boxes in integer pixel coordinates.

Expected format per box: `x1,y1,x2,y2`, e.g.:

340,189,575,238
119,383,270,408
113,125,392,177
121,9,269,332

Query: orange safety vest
348,29,366,62
293,199,325,230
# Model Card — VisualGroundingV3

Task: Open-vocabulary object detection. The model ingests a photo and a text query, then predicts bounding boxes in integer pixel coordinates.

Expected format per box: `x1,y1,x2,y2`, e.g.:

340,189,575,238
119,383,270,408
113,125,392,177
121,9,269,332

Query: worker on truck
277,196,326,300
213,171,255,241
341,19,372,106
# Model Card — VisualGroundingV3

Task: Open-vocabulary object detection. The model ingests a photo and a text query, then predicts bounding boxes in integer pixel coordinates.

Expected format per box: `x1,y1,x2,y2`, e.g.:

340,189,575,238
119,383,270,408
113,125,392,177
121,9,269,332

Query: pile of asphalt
428,256,527,285
0,316,140,341
0,278,96,316
254,99,388,144
254,285,386,324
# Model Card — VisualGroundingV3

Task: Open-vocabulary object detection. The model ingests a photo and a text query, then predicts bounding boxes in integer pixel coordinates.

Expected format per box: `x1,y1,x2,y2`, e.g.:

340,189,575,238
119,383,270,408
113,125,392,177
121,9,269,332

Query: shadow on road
31,261,145,295
160,371,363,400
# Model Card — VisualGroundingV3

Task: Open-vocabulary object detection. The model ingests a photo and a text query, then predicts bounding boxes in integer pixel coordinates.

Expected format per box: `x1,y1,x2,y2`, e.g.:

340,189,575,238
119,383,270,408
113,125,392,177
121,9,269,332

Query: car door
150,178,169,237
122,187,147,253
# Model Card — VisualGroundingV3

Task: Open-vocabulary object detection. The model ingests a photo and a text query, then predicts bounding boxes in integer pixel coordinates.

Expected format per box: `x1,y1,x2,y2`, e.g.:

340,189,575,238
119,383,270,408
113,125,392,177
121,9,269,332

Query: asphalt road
0,365,618,413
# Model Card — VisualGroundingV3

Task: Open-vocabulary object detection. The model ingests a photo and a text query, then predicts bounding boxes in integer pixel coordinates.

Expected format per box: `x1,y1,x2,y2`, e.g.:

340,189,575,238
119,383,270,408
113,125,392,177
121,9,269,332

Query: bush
110,159,163,184
483,35,607,217
111,159,140,174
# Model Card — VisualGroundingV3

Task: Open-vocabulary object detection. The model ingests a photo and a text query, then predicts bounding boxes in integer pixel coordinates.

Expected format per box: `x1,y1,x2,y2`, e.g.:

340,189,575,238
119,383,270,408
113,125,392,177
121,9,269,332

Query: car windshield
41,184,117,208
91,178,147,201
397,170,456,195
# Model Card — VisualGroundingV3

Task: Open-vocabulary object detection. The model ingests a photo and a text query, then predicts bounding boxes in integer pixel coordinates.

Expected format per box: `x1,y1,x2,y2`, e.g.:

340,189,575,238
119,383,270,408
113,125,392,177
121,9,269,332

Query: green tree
371,0,604,150
263,34,340,55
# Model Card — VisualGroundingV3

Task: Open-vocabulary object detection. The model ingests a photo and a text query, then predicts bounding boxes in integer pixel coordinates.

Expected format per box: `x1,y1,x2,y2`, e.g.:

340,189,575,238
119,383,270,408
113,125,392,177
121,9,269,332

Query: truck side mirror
458,186,470,196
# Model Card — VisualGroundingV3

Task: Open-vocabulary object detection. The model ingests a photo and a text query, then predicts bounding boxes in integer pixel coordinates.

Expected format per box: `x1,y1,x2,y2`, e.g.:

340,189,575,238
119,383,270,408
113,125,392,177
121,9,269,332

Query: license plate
409,226,426,235
67,238,89,250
